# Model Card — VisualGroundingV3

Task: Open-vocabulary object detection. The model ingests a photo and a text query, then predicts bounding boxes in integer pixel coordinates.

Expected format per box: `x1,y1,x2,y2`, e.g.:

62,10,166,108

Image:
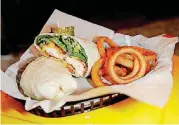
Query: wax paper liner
1,9,178,113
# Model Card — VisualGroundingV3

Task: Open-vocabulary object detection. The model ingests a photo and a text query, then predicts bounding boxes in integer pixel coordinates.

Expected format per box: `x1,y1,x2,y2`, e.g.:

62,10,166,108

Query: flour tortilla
20,56,78,101
34,33,100,77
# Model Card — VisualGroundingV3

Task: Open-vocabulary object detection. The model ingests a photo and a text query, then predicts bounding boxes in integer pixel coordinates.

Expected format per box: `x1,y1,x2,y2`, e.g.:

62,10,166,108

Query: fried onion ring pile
91,36,158,87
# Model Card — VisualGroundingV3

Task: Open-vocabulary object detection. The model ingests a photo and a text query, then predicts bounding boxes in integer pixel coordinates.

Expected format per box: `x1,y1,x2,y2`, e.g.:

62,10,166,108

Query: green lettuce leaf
35,34,88,62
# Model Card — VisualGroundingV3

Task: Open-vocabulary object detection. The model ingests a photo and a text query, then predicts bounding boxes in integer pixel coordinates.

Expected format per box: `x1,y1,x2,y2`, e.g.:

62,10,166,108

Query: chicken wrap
20,56,78,101
34,33,100,77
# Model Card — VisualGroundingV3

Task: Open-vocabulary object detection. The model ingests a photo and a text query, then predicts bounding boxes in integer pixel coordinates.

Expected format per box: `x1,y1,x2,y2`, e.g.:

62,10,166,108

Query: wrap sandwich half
19,56,78,101
34,33,100,77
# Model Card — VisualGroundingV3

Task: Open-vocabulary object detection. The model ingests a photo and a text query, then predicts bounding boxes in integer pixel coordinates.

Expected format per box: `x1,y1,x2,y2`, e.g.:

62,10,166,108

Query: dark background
2,0,179,55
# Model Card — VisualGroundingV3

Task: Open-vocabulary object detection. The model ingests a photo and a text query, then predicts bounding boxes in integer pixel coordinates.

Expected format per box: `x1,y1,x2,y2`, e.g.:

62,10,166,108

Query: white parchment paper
1,9,178,113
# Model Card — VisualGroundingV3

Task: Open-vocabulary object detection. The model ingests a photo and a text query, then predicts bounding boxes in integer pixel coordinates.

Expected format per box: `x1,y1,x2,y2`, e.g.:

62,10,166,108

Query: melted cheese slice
20,57,77,101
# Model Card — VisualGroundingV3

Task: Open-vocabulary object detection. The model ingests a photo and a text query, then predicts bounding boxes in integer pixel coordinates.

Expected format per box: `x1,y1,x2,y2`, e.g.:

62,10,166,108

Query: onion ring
115,55,156,69
106,47,119,56
115,46,157,69
101,56,128,76
106,46,157,71
114,66,127,76
106,47,134,69
108,47,147,84
120,55,140,80
146,61,151,73
91,58,108,87
99,67,106,76
102,75,117,85
106,48,113,57
97,37,118,57
99,66,127,76
145,55,157,62
115,56,134,69
150,59,158,70
121,54,134,60
119,46,157,61
106,48,134,61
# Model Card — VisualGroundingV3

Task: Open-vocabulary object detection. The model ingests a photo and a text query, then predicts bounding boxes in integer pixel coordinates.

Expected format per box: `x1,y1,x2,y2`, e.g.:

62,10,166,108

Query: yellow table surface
1,55,179,124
